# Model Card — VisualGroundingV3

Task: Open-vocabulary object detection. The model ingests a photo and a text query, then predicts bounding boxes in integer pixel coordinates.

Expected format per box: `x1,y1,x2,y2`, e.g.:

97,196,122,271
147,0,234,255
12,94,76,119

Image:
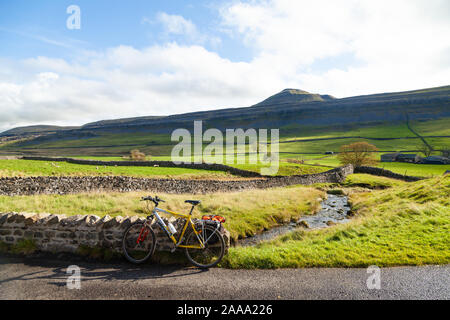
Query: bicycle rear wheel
122,222,156,264
184,225,225,269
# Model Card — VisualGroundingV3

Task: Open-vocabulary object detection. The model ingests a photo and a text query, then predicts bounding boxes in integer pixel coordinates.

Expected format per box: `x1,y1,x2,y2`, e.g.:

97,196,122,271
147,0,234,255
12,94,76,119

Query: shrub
130,149,146,161
337,142,378,167
285,158,304,164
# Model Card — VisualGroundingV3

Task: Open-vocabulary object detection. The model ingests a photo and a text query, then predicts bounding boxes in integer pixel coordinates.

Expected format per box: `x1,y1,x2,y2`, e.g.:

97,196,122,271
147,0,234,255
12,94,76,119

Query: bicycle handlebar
141,196,165,204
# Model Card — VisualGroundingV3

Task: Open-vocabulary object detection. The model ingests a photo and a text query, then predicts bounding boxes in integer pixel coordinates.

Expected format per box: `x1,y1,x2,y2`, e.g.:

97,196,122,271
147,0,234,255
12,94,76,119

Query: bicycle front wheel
184,225,225,269
122,222,156,264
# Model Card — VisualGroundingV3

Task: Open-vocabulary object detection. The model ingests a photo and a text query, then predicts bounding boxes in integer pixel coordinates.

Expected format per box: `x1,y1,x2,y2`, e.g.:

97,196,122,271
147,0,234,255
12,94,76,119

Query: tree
337,142,379,167
416,142,433,157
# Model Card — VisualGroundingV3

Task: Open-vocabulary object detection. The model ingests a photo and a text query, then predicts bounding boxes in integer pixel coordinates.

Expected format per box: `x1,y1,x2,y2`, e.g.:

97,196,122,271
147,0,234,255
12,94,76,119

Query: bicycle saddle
185,200,201,206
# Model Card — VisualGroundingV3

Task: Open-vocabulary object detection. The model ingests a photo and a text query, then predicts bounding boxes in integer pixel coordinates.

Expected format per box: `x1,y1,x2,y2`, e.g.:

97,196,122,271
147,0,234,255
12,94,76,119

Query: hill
0,85,449,156
252,89,335,107
0,125,80,137
83,116,165,129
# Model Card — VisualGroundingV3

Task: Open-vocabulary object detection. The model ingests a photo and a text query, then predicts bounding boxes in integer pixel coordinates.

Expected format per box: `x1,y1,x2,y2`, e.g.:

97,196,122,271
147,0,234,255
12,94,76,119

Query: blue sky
0,0,252,61
0,0,449,132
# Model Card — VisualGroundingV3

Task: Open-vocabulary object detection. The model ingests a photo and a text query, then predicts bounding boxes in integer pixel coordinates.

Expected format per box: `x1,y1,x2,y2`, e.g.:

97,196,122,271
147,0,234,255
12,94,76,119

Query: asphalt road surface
0,255,448,300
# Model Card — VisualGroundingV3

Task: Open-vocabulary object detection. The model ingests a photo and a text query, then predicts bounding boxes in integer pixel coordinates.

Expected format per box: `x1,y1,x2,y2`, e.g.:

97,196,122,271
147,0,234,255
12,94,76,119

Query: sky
0,0,449,132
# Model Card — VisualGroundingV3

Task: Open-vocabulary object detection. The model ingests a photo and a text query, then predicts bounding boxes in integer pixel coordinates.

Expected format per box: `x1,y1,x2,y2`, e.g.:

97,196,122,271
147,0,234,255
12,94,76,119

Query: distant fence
354,166,423,182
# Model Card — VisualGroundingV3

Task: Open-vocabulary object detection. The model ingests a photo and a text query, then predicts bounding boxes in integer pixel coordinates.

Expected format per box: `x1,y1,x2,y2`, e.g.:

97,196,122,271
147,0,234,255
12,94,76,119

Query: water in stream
237,193,351,247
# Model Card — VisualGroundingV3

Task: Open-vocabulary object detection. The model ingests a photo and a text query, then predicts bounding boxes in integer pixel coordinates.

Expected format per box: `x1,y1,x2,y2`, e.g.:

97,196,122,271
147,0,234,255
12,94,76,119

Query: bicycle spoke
185,224,225,268
123,223,155,263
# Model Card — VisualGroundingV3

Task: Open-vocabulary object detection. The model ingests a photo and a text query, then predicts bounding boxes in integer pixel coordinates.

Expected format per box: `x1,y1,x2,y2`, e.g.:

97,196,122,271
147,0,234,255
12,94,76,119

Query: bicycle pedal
170,247,177,253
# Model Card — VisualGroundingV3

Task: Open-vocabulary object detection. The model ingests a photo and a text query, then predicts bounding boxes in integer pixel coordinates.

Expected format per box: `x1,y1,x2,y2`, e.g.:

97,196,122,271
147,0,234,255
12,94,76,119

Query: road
0,255,448,300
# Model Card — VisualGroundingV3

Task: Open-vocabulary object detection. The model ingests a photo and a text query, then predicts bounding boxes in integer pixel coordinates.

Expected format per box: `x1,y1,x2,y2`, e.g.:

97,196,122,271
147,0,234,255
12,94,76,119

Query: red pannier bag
202,215,226,223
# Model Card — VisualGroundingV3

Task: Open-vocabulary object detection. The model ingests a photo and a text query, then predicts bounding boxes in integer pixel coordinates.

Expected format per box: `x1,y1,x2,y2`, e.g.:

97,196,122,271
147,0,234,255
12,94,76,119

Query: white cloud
156,12,198,36
220,0,450,96
143,12,222,49
0,44,266,132
0,0,449,132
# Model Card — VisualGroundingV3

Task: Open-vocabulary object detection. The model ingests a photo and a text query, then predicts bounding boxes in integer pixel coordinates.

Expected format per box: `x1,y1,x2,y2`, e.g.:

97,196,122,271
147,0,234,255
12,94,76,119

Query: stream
236,193,352,247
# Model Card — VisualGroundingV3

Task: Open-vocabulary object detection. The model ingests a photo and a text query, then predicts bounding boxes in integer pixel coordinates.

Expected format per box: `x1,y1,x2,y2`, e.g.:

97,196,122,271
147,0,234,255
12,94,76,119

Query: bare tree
416,143,433,157
337,142,379,167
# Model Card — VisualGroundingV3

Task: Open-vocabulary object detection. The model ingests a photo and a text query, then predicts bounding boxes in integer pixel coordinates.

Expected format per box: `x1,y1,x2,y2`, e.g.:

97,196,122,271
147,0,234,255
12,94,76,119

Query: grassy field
1,118,447,181
1,118,448,157
280,119,448,140
229,160,328,175
1,152,447,178
300,155,450,177
376,162,450,177
279,137,449,154
0,186,325,241
5,132,172,149
222,175,450,268
0,159,236,179
0,157,329,178
2,153,447,178
280,122,415,140
412,118,450,136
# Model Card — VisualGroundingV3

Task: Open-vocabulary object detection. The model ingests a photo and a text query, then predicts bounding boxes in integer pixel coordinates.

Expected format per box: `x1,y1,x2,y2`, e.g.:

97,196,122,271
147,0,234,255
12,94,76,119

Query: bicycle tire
122,222,156,264
184,225,225,269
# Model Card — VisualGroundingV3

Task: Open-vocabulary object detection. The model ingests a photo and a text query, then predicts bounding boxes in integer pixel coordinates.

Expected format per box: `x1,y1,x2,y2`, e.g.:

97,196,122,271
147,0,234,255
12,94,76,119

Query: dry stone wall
354,166,422,182
21,156,262,177
0,212,230,254
0,165,354,196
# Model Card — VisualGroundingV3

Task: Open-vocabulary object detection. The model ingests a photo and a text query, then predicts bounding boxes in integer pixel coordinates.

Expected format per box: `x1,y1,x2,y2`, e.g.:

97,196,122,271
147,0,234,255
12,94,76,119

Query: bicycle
122,196,226,269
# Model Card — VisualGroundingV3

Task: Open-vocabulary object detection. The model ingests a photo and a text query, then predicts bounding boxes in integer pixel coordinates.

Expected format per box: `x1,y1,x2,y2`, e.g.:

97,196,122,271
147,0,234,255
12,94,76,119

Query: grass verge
342,174,406,189
0,186,325,241
221,175,450,268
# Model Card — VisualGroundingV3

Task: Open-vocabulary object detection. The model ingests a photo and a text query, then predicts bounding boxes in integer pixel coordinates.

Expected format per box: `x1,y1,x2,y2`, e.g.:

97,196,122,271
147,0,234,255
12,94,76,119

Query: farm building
396,154,421,163
421,156,450,164
380,153,399,162
380,153,423,163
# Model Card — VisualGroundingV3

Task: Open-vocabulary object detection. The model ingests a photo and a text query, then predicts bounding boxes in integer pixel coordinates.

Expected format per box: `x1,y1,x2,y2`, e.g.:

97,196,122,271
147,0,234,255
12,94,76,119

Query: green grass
0,186,325,241
0,238,38,255
221,175,450,268
302,154,450,177
280,122,416,140
2,118,448,157
376,162,450,178
411,118,450,137
9,132,172,149
0,159,236,179
228,160,328,176
342,174,406,189
279,137,448,154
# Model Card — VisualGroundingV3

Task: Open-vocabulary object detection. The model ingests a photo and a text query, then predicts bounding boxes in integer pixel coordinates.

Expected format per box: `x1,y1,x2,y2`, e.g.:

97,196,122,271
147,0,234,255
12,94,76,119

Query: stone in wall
0,212,230,255
0,165,354,196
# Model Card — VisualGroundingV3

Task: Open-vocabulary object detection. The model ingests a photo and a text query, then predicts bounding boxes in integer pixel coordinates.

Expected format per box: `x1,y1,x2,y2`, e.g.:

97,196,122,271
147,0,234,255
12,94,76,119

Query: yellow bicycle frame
152,206,205,249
